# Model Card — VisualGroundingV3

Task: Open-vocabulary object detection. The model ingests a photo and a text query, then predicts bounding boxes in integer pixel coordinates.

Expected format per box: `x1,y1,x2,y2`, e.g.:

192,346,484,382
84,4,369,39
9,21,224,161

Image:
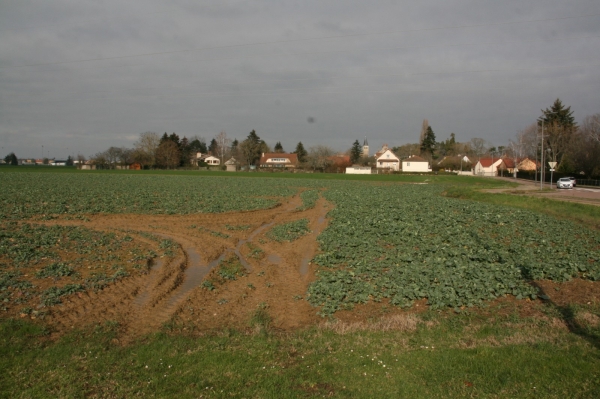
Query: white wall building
375,145,400,171
402,156,431,172
346,166,372,174
473,158,504,177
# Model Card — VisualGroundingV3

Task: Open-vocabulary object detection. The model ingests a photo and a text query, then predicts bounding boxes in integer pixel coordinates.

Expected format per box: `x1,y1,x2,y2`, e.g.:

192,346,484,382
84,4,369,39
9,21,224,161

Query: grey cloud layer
1,0,599,158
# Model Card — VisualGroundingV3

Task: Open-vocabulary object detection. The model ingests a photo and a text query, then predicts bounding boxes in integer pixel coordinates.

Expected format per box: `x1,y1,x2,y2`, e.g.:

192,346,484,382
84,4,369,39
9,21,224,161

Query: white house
196,153,220,166
375,144,400,171
345,166,372,174
473,158,504,177
259,153,299,169
402,156,431,172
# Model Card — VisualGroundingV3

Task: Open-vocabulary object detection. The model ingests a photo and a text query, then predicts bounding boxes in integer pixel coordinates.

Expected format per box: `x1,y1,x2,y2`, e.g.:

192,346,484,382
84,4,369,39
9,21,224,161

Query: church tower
362,137,369,157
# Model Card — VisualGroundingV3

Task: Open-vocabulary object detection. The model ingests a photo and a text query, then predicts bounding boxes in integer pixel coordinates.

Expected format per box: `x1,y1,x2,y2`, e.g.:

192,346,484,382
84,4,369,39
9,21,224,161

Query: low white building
225,157,238,172
196,153,220,166
473,158,504,177
259,153,299,169
402,156,431,172
345,166,372,174
375,144,400,171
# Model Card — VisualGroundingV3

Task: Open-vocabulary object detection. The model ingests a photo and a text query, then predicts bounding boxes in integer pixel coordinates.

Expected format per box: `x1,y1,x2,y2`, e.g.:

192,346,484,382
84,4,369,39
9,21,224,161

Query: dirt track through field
43,192,329,341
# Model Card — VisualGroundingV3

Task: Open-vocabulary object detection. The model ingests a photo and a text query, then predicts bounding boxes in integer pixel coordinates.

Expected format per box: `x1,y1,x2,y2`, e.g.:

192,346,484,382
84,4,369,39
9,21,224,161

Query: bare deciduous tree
582,113,600,143
419,119,429,144
392,143,420,158
469,138,488,159
155,141,180,169
306,145,334,172
214,131,231,164
134,132,160,168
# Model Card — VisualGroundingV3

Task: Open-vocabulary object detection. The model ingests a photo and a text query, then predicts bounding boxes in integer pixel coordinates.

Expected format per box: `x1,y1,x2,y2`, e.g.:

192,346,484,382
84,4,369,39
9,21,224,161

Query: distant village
0,125,554,180
3,99,599,179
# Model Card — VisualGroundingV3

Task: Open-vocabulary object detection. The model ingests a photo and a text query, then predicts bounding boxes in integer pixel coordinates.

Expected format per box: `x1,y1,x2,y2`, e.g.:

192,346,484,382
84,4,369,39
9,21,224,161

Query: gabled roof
259,153,299,164
404,155,428,162
437,155,470,165
375,149,399,162
477,158,503,167
329,154,351,167
374,144,390,159
501,158,516,168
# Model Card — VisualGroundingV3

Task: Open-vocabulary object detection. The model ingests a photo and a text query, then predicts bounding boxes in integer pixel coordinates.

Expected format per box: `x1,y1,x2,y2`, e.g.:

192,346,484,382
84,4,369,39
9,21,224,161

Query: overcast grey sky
1,0,599,159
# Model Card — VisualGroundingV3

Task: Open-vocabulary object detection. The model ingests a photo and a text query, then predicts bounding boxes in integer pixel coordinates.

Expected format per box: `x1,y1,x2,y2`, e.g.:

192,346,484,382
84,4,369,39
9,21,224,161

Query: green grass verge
444,186,600,230
1,304,599,398
0,165,514,187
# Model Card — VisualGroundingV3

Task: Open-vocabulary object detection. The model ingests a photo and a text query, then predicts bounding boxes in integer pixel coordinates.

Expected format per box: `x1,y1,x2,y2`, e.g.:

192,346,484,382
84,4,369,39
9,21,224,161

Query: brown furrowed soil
3,189,599,343
18,192,329,341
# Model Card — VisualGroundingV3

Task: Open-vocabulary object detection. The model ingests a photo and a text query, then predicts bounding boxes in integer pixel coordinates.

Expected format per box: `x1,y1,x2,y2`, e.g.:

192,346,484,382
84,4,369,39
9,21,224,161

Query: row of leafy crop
267,219,311,242
306,183,600,315
297,190,320,211
0,223,158,315
0,173,299,218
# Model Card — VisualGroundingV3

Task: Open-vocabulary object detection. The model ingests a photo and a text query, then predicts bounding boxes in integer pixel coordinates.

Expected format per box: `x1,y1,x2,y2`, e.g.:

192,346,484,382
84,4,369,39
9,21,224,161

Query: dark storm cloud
1,0,599,158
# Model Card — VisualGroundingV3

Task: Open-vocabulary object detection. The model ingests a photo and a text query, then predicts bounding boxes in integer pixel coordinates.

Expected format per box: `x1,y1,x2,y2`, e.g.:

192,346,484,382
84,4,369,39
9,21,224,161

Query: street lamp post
547,148,554,187
541,119,545,190
540,112,557,190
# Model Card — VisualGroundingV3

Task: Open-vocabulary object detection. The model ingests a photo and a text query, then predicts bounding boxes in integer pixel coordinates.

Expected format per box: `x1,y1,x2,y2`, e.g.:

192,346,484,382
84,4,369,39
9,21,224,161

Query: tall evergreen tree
188,138,207,154
350,140,362,164
538,98,576,128
420,126,437,158
538,98,577,165
208,138,218,155
4,152,18,165
274,141,284,153
240,130,263,167
294,142,308,163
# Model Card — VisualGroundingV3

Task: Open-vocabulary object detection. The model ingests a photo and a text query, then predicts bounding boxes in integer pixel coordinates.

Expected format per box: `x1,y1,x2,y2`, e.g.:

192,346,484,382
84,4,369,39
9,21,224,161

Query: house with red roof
473,158,505,176
259,153,299,169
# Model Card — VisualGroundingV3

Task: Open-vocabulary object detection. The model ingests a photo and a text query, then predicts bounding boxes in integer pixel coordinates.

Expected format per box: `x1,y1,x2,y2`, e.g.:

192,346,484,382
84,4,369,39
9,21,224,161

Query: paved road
488,177,600,206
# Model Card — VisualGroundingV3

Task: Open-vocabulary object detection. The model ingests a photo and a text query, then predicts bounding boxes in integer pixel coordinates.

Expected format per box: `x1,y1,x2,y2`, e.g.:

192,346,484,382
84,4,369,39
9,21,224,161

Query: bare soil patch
3,188,599,342
13,192,328,341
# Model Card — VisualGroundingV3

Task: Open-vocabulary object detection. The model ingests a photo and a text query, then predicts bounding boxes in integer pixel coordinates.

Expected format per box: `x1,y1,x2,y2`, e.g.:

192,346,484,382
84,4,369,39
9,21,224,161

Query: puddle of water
299,211,328,276
299,258,310,275
164,246,213,308
132,258,163,306
233,222,274,272
267,254,282,264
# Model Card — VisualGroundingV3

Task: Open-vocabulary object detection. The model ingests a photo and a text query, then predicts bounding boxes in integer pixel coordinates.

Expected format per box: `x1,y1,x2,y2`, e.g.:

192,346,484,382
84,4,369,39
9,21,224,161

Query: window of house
407,162,410,166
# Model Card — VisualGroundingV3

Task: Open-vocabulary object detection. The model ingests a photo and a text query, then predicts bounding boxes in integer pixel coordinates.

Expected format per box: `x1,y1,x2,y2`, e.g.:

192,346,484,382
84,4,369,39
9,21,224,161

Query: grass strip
444,185,600,230
1,305,599,398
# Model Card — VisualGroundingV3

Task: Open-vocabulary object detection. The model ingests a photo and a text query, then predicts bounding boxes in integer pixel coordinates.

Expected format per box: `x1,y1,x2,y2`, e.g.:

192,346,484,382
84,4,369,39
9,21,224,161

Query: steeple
362,136,369,157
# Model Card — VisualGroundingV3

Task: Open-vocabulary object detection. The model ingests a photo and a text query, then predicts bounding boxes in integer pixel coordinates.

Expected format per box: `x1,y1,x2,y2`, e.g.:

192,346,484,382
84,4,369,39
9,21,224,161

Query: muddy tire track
39,191,330,340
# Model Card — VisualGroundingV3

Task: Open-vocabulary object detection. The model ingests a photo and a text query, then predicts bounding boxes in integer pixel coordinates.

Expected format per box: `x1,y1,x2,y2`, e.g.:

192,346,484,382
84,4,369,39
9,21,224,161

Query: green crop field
0,168,598,398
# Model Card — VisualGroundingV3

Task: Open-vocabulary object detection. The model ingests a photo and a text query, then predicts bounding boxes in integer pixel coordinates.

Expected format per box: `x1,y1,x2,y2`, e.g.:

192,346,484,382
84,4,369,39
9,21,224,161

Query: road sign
550,168,555,172
548,162,557,168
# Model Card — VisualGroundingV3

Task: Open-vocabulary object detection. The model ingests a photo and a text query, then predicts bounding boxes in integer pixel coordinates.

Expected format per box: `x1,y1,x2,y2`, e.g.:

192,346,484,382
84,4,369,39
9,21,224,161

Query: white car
557,177,573,189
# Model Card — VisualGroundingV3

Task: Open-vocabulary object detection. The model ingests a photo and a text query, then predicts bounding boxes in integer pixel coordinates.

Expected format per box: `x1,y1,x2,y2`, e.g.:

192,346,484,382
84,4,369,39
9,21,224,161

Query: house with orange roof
259,153,299,169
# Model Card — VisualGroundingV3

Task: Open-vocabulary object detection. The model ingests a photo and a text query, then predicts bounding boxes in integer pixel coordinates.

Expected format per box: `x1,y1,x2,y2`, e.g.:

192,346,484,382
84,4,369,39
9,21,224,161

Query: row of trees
510,99,600,177
89,129,323,170
44,98,599,176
